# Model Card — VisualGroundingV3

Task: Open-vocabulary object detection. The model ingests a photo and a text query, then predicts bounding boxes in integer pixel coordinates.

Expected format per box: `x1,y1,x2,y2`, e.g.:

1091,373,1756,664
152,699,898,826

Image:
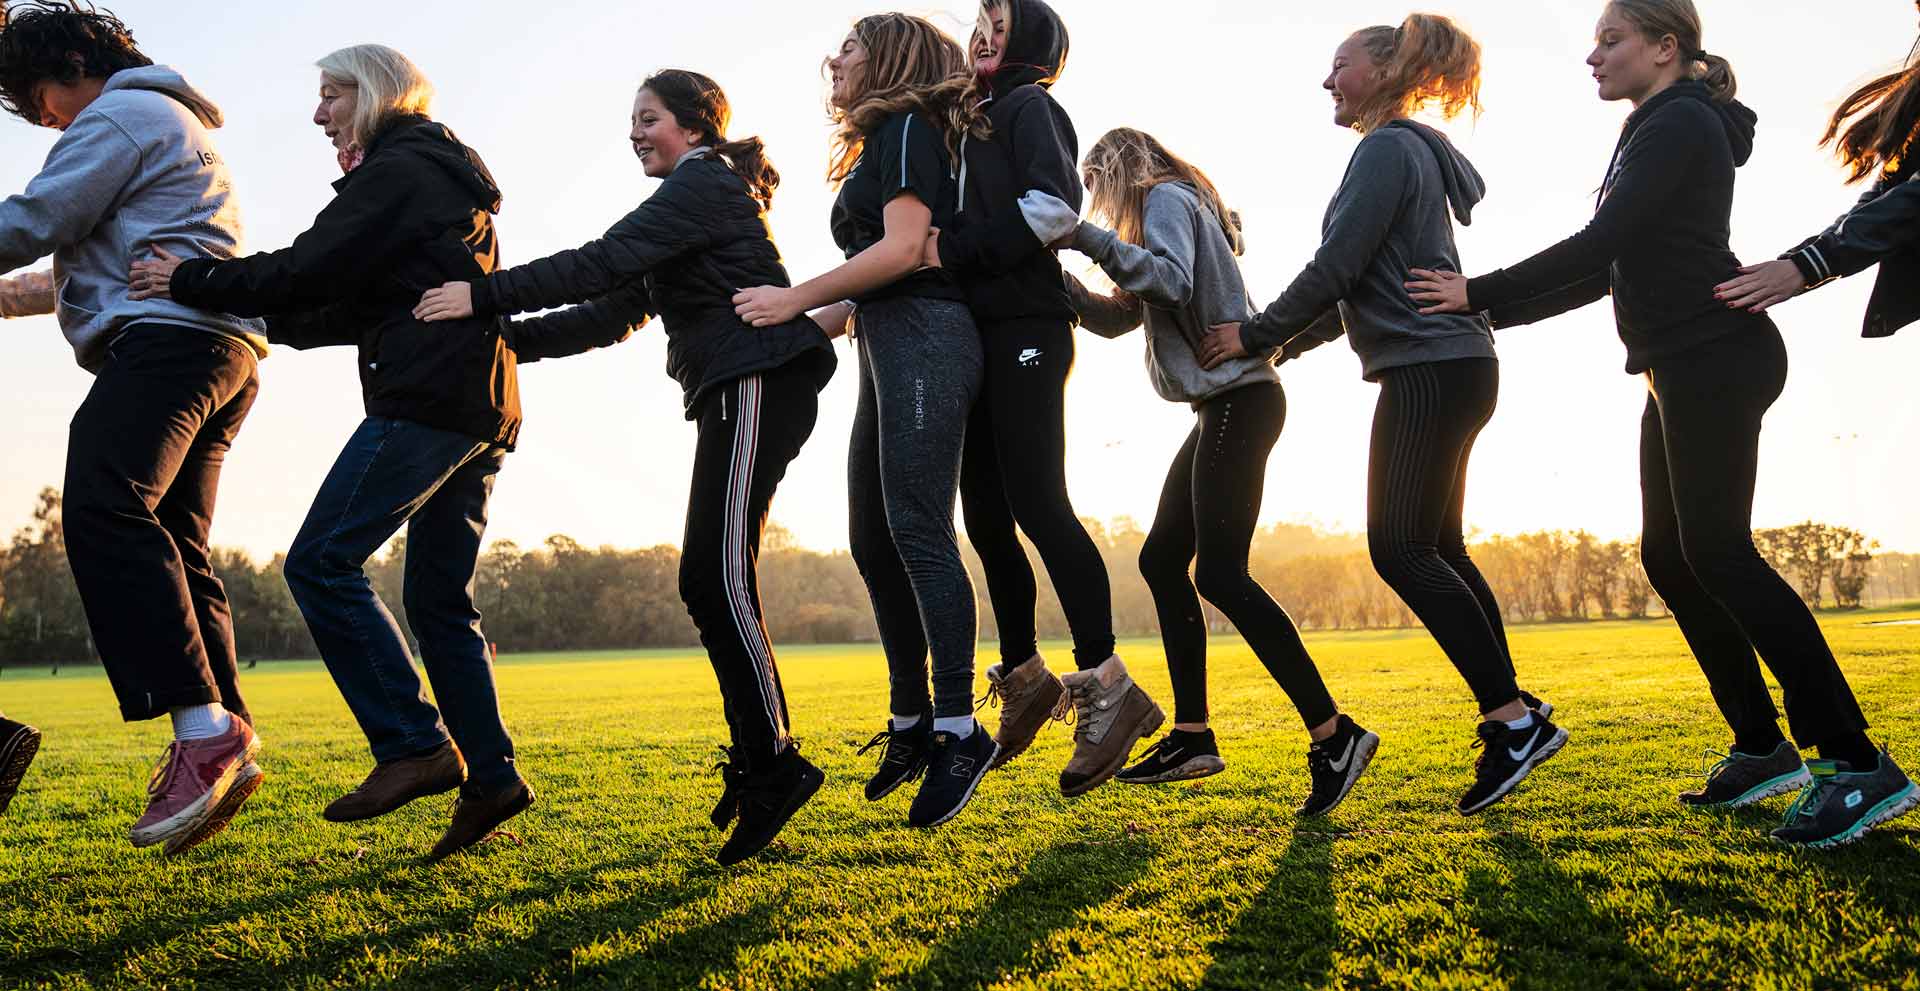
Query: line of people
0,0,1916,867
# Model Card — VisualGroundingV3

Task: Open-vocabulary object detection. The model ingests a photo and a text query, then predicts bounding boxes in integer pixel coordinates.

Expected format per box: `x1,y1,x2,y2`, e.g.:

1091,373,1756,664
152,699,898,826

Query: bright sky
3,0,1917,561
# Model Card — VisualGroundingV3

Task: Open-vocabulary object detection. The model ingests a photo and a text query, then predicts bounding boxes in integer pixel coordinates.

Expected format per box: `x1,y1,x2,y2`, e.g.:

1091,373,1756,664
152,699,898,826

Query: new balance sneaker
1058,660,1166,797
1680,741,1810,809
1519,690,1554,720
324,740,467,822
908,721,999,828
1771,748,1918,849
0,716,41,817
978,655,1067,770
1117,728,1226,785
858,717,931,801
129,716,261,854
716,745,824,866
1458,715,1568,815
1299,715,1380,816
429,776,535,861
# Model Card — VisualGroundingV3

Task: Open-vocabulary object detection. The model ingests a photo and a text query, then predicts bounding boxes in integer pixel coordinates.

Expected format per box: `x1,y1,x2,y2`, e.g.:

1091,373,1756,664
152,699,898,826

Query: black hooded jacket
1783,162,1920,339
1468,81,1768,373
935,0,1081,325
171,115,527,446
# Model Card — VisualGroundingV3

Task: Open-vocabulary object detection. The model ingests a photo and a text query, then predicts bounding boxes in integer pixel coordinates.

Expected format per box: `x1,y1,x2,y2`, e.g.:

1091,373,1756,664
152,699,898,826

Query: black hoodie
1467,81,1767,373
935,0,1081,325
172,115,525,446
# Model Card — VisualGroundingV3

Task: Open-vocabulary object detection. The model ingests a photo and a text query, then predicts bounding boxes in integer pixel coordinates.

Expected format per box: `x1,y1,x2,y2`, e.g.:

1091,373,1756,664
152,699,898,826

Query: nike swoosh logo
1507,726,1541,763
1328,737,1356,773
1159,747,1184,764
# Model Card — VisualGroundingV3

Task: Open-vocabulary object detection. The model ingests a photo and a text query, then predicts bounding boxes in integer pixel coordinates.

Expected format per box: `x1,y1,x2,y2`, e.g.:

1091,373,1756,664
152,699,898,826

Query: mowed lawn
3,610,1919,990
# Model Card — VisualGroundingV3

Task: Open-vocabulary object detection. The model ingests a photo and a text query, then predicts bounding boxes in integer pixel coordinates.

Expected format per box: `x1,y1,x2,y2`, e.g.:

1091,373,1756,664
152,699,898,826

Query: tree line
0,487,1897,666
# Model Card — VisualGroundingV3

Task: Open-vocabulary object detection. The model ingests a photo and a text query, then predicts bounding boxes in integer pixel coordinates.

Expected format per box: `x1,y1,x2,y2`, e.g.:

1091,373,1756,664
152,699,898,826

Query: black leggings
960,318,1116,670
1639,325,1867,750
1139,383,1337,728
1367,358,1521,713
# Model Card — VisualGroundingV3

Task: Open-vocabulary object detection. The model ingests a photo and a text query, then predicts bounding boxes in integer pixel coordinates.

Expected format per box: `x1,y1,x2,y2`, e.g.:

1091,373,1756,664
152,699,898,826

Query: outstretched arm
0,269,55,318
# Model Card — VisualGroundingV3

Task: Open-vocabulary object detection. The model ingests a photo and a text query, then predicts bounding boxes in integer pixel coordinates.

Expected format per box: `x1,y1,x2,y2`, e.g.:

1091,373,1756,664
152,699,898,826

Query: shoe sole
1061,704,1167,798
1117,754,1227,785
865,758,928,802
323,772,465,823
912,740,1002,828
1299,731,1381,817
165,760,264,857
1681,765,1812,810
717,769,824,867
131,733,262,849
1460,726,1569,816
1778,782,1920,850
0,724,42,817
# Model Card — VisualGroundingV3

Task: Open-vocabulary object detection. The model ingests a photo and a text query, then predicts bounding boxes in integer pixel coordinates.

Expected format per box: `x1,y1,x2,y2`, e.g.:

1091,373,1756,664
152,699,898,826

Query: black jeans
680,359,822,769
959,317,1116,670
64,325,258,723
1366,358,1521,713
848,298,984,720
1639,325,1867,749
284,417,519,790
1139,383,1337,728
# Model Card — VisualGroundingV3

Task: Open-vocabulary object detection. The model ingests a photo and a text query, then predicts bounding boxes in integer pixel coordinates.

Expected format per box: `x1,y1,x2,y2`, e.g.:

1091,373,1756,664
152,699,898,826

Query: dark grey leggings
848,296,985,719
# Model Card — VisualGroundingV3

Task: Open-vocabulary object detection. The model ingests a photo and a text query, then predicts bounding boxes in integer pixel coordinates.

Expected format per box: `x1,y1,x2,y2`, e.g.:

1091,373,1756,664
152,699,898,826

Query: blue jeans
285,416,519,789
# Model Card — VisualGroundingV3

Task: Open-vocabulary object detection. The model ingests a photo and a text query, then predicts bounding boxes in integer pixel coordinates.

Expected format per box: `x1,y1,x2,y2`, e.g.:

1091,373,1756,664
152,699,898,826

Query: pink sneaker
129,717,261,854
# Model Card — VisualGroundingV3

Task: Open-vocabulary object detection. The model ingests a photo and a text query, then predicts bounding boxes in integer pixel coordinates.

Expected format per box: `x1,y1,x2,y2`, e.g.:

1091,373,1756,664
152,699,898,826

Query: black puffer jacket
469,150,834,416
172,115,524,446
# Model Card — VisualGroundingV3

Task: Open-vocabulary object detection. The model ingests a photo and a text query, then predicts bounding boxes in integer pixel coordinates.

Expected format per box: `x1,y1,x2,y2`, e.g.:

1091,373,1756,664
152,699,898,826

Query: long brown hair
1607,0,1737,103
1345,13,1483,133
825,13,968,185
1821,35,1920,183
641,69,780,210
1083,127,1242,256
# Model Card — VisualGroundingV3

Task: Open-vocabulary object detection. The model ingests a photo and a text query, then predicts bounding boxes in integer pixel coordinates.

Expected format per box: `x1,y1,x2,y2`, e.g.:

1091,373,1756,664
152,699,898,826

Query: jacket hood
1381,119,1486,225
102,64,222,128
986,0,1069,95
1632,80,1757,167
359,114,504,214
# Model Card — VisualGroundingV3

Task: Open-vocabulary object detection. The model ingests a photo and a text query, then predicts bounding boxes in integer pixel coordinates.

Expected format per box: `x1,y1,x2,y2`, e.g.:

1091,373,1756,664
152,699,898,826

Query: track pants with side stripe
680,361,822,770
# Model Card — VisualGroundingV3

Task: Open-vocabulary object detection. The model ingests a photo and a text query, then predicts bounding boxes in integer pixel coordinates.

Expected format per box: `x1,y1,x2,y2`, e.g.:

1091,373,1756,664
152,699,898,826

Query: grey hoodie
0,65,266,370
1055,182,1284,405
1241,120,1494,380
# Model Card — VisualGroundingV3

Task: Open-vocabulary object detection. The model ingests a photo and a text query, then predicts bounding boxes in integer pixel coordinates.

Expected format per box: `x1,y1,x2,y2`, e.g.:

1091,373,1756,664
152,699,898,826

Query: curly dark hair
0,1,151,125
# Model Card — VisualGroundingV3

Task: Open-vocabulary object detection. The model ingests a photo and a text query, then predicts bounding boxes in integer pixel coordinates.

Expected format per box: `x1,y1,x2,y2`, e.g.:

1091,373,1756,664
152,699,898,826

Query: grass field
3,609,1919,990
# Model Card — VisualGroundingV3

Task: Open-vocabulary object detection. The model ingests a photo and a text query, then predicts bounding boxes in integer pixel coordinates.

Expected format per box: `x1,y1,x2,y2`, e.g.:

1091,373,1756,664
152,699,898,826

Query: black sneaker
1771,748,1918,849
716,745,824,866
858,717,931,801
0,717,41,817
1519,690,1554,720
1299,715,1380,816
1459,715,1569,815
710,746,748,830
1679,741,1811,809
1117,728,1226,785
908,722,998,828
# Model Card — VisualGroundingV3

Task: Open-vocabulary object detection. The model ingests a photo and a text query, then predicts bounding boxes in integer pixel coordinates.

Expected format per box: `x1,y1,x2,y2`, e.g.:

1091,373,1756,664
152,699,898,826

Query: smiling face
971,2,1009,74
1588,5,1681,105
314,75,358,151
828,29,869,109
1324,34,1383,129
630,87,703,179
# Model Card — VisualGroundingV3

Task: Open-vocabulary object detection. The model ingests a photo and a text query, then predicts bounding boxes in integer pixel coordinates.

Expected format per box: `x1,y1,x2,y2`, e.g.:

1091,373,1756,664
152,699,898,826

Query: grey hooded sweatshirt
0,65,266,370
1240,119,1494,380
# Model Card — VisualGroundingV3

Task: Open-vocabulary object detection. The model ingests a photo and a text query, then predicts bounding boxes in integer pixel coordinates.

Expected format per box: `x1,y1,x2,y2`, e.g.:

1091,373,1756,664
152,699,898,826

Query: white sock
891,714,922,731
933,716,974,738
170,704,232,741
1504,712,1536,732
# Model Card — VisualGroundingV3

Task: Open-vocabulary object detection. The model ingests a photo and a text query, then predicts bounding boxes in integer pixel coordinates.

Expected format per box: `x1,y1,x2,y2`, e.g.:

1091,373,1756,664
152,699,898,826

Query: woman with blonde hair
1203,13,1562,815
734,14,996,827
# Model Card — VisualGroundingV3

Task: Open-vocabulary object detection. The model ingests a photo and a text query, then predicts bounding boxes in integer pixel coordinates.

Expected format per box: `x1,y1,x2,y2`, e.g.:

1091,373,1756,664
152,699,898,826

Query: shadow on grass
1197,825,1337,991
1461,832,1674,991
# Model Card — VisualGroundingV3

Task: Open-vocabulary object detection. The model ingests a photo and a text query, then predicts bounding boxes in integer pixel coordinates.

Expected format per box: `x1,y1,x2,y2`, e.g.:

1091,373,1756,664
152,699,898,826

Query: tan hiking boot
323,741,466,823
1058,658,1165,797
979,655,1067,770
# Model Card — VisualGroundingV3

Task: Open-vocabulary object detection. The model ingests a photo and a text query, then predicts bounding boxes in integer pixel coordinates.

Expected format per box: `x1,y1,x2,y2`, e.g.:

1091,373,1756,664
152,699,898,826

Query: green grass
3,610,1919,990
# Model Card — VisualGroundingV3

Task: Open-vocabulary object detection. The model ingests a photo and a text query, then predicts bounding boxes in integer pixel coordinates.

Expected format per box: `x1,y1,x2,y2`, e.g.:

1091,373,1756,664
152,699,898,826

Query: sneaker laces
145,742,184,800
1696,747,1737,780
710,745,747,828
856,728,894,757
1133,735,1170,764
1781,764,1838,824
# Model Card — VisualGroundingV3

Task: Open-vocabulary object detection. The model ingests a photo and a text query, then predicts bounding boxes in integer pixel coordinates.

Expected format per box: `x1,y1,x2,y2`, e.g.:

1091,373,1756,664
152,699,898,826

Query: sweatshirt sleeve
1071,189,1196,311
1783,171,1920,287
0,113,141,274
1466,104,1703,313
474,170,710,317
1278,307,1346,361
1240,134,1409,353
935,90,1080,278
262,305,360,350
505,278,653,364
1062,270,1143,338
0,269,56,318
1485,270,1611,329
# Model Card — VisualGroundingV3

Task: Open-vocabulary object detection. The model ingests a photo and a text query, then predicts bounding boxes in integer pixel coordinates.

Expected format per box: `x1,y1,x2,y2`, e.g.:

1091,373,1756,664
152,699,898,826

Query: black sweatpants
63,325,259,724
1639,325,1867,749
959,317,1116,670
1139,382,1337,728
1366,358,1521,713
679,359,822,770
